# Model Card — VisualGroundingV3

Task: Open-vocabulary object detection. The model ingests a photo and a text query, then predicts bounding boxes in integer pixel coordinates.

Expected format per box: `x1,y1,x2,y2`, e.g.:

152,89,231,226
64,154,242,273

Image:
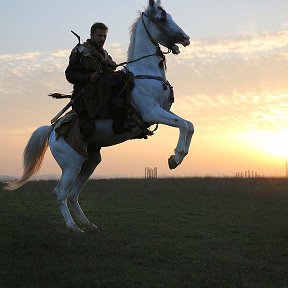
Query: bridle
116,10,171,68
118,8,176,135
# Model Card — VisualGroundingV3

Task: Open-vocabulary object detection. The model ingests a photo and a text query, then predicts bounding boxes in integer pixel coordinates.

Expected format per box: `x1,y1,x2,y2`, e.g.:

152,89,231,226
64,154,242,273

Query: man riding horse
5,0,193,233
65,22,135,139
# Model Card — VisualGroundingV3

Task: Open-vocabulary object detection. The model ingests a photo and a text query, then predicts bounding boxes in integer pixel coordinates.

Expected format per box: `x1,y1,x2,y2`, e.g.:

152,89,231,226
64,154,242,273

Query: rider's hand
90,72,101,83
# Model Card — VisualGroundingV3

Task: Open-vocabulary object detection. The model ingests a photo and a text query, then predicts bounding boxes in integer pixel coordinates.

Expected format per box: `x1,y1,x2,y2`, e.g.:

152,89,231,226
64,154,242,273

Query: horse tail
4,125,51,191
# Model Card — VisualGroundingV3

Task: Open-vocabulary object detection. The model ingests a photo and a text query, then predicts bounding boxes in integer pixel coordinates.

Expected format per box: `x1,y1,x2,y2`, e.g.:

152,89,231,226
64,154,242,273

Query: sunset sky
1,0,288,178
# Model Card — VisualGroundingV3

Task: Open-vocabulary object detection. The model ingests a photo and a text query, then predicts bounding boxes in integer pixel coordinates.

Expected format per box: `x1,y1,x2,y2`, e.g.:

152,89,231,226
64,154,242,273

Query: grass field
0,178,287,288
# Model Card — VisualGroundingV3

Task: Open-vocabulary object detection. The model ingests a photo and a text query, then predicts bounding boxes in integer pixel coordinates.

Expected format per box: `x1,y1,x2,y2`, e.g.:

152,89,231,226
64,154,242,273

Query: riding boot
79,118,94,141
112,108,136,133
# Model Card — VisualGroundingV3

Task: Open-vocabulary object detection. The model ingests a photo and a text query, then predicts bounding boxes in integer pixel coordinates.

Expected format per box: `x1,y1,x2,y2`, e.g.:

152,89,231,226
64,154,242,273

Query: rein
140,12,168,69
120,11,175,134
116,52,161,67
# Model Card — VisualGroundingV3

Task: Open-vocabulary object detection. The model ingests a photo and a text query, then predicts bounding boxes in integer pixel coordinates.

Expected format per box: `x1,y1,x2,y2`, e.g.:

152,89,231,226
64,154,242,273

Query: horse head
144,0,190,54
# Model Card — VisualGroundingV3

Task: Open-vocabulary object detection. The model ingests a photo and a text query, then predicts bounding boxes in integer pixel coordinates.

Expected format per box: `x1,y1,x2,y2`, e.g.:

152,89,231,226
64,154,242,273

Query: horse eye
156,6,167,22
160,10,167,22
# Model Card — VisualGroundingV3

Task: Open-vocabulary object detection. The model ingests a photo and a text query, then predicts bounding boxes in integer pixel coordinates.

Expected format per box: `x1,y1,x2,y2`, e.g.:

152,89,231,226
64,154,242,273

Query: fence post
145,167,158,179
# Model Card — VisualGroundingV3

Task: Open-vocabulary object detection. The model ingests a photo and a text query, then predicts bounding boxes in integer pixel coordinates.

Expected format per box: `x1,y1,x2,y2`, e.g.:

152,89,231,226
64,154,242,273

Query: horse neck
127,19,166,78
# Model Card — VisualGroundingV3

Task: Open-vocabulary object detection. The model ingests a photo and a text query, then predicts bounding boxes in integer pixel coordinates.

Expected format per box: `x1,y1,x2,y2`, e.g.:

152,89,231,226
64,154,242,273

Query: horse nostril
181,33,190,46
183,33,190,41
178,32,187,39
183,37,190,46
177,33,190,46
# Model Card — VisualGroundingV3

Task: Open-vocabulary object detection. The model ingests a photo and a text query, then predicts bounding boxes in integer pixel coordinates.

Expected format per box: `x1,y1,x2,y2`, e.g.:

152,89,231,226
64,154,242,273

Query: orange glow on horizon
240,130,288,159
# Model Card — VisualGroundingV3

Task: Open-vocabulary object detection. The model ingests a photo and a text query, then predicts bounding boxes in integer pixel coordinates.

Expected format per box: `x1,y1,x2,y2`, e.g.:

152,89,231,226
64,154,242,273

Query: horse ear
149,0,155,8
156,0,162,6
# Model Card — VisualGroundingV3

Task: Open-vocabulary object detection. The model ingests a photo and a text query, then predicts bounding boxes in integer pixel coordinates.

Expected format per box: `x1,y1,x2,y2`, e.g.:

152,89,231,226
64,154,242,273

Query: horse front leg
168,119,194,169
169,111,194,163
144,108,194,169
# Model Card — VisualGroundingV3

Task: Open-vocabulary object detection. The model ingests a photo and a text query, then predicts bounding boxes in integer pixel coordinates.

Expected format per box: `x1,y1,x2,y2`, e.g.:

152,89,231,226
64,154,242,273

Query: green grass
0,178,288,288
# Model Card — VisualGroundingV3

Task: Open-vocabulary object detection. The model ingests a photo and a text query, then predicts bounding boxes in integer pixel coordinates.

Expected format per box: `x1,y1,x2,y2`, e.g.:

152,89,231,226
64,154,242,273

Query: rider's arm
104,51,117,70
65,48,92,84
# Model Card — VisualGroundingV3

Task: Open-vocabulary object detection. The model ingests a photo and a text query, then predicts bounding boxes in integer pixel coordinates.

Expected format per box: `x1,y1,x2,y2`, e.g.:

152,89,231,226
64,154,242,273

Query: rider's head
90,22,108,49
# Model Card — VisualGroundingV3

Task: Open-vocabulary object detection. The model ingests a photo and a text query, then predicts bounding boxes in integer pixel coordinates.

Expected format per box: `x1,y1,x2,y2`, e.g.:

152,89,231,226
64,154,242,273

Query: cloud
0,50,72,130
0,50,69,75
50,50,70,58
177,31,288,62
1,31,287,135
0,52,41,62
165,31,288,133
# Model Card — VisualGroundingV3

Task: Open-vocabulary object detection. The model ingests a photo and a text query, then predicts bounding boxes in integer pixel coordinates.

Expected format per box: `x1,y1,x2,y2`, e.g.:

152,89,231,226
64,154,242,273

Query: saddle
53,108,154,158
50,72,158,157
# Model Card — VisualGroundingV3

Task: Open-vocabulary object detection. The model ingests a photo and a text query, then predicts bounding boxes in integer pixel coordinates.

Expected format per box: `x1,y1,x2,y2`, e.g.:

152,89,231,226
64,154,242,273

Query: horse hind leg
54,167,84,233
49,131,85,233
68,149,102,232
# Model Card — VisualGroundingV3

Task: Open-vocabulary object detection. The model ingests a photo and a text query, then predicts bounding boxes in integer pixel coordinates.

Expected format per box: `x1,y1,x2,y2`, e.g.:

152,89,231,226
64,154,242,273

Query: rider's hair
90,23,108,35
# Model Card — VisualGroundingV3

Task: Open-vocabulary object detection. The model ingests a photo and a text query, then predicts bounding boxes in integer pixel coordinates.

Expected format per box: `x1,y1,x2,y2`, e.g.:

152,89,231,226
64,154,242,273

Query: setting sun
1,0,288,178
244,130,288,159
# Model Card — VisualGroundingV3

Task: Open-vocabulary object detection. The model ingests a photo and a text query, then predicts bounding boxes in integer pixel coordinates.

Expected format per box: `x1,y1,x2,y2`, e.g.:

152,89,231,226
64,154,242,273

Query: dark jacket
65,40,117,119
65,39,116,85
65,40,133,136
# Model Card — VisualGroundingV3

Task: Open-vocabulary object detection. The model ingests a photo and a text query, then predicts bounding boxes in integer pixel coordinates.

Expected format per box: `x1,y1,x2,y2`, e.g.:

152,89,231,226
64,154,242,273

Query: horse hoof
69,226,84,234
168,156,179,169
86,223,100,233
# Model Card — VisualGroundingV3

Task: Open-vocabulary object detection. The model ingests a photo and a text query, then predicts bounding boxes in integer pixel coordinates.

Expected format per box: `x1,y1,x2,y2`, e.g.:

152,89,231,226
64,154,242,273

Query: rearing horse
5,0,194,233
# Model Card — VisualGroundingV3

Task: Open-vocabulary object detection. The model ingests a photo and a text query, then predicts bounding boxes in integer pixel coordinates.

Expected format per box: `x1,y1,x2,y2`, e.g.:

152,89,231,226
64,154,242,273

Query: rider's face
91,29,108,49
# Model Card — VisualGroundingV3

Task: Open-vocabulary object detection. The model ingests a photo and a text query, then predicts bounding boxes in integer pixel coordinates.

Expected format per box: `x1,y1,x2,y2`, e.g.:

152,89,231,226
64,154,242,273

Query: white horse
5,0,193,233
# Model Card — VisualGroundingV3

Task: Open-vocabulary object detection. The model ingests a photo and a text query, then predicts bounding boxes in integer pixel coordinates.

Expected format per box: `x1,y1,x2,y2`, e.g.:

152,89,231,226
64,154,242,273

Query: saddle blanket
54,111,88,158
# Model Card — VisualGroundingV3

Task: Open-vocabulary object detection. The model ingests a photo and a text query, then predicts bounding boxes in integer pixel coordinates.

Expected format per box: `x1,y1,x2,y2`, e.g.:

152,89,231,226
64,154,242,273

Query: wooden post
145,167,158,179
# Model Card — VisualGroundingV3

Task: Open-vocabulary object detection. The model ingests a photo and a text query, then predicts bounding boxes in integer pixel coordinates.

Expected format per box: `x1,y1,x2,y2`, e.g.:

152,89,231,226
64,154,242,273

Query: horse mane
127,2,164,60
127,12,142,61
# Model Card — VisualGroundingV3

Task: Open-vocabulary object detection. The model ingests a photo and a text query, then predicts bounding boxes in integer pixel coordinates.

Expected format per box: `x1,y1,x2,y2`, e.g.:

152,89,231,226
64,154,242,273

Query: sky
1,0,288,178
